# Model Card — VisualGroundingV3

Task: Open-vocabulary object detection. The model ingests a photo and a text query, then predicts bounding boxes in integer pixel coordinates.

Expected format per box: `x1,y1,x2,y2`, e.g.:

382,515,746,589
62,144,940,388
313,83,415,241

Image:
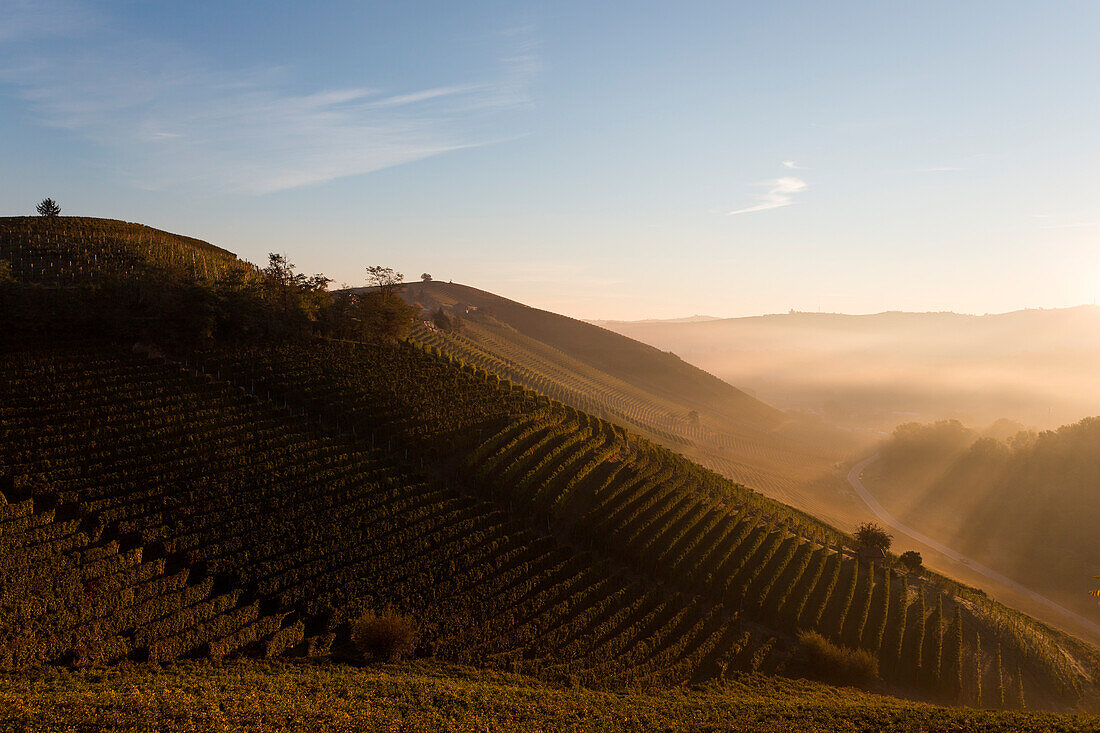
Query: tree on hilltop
366,265,404,300
421,273,432,282
36,198,61,217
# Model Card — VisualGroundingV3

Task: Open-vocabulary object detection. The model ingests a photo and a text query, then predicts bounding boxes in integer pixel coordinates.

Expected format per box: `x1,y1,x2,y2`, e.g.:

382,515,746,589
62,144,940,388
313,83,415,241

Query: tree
899,550,923,574
421,273,432,282
353,291,417,343
36,198,61,217
855,522,892,552
366,265,404,299
432,307,453,333
260,253,331,336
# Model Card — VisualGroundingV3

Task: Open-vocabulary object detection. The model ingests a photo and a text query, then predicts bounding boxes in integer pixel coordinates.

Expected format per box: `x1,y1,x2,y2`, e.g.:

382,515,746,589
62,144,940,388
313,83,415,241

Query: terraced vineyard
0,217,243,286
2,219,1098,715
184,341,1100,707
0,346,765,687
399,283,860,525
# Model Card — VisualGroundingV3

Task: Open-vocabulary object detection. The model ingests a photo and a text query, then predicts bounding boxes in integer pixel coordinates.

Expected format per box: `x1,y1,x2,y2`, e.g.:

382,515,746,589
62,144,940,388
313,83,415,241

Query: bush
797,630,879,686
899,550,923,574
350,609,419,662
855,522,892,551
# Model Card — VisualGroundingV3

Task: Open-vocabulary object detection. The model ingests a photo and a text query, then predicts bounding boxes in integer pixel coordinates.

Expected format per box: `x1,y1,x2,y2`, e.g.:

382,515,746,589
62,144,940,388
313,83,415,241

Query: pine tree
35,198,61,217
1015,662,1027,710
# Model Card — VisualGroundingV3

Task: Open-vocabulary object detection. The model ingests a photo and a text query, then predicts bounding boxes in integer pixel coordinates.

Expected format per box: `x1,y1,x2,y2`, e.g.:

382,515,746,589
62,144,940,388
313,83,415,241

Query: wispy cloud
727,174,808,216
0,0,95,42
782,160,803,169
0,7,537,194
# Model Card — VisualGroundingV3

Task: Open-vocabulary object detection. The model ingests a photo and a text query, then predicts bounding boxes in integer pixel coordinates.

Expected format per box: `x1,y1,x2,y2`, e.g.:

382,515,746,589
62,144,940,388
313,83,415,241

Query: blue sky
2,1,1099,319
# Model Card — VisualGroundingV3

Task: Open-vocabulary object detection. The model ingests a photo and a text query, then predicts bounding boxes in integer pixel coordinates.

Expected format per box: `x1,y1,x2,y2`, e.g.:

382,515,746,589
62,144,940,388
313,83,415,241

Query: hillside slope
396,281,862,526
0,216,240,285
1,218,1098,712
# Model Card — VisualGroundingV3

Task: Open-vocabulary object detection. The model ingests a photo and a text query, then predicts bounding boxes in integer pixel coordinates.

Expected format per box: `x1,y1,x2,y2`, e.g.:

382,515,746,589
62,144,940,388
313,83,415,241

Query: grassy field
3,660,1098,732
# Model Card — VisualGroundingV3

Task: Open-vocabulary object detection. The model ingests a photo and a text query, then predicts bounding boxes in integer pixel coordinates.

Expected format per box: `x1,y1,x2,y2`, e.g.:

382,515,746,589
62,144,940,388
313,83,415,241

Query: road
847,454,1100,639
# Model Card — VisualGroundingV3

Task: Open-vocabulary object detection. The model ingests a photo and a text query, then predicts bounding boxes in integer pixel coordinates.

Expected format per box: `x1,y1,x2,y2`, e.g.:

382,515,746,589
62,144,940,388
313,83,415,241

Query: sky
2,1,1099,320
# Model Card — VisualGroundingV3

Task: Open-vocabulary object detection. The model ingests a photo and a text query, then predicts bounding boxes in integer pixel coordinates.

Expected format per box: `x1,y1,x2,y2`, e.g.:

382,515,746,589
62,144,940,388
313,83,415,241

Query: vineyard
399,282,862,527
0,217,243,286
8,660,1100,732
1,219,1099,715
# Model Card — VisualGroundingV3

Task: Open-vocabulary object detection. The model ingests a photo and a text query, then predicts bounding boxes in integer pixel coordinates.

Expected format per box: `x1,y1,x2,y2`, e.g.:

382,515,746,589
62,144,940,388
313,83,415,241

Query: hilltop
1,217,1099,719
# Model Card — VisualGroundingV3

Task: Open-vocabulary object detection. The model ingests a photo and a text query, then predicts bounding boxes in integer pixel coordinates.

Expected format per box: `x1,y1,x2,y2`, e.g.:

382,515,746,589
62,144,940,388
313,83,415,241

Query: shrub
855,522,892,551
899,550,923,574
351,608,419,662
797,630,879,686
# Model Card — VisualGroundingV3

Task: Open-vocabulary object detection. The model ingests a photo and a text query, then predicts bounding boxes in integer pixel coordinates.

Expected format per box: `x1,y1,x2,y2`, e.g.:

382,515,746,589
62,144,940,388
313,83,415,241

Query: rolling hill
595,308,1100,433
392,281,866,528
1,217,1098,717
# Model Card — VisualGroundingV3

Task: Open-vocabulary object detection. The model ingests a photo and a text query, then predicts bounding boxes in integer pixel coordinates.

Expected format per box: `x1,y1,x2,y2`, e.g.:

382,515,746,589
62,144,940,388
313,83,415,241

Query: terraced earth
399,281,865,526
1,217,1099,721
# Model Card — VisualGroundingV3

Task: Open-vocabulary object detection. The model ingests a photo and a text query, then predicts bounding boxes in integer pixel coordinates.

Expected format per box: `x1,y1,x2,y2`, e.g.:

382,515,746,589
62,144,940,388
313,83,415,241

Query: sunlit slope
0,216,242,285
401,281,858,522
867,418,1100,624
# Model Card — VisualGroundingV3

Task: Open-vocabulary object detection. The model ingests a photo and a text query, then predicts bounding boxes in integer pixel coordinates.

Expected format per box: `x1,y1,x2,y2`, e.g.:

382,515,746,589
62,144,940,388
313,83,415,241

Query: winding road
847,454,1100,639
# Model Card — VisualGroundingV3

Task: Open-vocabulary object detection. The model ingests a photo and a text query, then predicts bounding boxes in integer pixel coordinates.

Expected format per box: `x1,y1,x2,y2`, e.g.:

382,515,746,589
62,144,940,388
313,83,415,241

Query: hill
392,281,864,528
595,308,1100,432
0,216,240,285
1,217,1098,715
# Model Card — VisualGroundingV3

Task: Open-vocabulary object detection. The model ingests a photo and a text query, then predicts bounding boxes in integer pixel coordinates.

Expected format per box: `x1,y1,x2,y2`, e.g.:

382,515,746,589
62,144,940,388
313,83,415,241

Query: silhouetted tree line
1,250,418,347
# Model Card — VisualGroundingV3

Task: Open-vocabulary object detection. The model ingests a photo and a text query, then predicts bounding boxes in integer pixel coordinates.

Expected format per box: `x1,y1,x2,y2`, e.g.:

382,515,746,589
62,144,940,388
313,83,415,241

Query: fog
596,306,1100,434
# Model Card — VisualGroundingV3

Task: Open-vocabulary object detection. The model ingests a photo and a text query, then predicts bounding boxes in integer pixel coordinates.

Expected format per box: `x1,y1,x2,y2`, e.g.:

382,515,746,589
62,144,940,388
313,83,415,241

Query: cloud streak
0,7,537,194
727,176,808,216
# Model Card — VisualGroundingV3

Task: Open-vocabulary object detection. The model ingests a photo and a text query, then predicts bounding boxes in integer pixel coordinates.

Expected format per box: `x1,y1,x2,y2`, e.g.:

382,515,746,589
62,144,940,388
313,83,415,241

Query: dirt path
847,454,1100,639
